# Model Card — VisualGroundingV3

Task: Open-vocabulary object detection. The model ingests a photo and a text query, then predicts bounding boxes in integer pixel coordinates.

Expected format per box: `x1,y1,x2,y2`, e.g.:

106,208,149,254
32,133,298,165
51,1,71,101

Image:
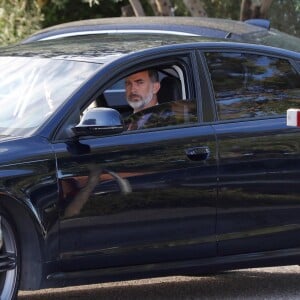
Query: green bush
0,0,42,46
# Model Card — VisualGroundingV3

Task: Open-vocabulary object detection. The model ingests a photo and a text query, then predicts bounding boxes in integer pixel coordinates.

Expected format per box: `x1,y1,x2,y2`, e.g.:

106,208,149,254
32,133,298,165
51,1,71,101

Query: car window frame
80,52,201,136
202,49,300,123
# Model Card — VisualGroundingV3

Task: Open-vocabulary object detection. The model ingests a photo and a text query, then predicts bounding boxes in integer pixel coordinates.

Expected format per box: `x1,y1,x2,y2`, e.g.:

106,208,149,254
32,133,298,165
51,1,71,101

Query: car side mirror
72,107,124,137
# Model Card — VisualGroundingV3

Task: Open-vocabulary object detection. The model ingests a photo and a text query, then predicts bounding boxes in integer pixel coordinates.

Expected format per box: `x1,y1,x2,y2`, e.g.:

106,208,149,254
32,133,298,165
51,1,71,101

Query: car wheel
0,212,20,300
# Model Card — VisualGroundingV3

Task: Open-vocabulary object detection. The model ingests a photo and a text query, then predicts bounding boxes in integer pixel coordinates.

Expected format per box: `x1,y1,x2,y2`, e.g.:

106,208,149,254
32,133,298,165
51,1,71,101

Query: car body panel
0,24,299,294
21,16,267,43
22,17,300,53
0,136,59,260
54,125,217,271
214,118,300,255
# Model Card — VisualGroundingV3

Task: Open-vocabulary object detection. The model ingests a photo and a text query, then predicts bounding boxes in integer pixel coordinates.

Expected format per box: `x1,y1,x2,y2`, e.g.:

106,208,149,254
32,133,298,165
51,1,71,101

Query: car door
204,50,300,256
53,55,218,272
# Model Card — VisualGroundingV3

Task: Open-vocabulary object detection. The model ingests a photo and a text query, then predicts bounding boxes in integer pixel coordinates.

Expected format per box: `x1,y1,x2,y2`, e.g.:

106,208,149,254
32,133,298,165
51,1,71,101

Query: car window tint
124,100,197,130
102,71,178,110
205,52,300,120
90,65,196,130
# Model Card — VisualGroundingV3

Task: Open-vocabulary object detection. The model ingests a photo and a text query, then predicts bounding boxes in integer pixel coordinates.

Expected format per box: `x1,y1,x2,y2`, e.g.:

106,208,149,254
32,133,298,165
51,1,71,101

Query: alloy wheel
0,215,19,300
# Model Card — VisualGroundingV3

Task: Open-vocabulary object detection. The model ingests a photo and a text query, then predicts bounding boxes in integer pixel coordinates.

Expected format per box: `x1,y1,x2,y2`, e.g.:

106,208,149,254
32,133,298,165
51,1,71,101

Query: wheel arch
0,195,44,290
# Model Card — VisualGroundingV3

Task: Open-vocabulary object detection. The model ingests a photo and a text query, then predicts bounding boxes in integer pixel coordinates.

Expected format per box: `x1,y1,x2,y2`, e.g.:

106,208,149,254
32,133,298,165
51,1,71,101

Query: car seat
157,76,182,103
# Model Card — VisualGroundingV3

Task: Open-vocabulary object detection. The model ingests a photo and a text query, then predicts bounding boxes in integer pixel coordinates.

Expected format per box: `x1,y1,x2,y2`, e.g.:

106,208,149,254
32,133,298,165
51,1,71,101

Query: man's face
125,71,159,112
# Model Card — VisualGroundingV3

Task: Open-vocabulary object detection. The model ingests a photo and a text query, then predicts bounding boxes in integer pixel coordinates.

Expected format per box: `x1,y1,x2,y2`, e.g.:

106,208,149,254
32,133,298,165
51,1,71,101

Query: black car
0,30,300,299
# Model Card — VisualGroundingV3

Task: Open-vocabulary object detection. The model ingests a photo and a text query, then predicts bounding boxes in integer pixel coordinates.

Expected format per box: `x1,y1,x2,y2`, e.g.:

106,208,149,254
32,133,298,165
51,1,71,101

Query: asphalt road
18,265,300,299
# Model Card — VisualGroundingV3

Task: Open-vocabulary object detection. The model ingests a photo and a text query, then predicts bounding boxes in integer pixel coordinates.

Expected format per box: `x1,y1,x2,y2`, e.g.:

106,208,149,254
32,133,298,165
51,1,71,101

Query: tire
0,212,20,300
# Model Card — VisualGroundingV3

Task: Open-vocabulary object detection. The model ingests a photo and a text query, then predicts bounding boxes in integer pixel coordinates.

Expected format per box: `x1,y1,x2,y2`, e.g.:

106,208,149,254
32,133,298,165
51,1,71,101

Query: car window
0,57,102,137
205,52,300,120
124,100,197,130
101,70,185,111
88,64,198,131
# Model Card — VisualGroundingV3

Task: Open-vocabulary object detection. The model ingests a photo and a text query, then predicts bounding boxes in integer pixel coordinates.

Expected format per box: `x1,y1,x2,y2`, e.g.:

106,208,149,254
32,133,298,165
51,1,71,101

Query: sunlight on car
0,57,102,136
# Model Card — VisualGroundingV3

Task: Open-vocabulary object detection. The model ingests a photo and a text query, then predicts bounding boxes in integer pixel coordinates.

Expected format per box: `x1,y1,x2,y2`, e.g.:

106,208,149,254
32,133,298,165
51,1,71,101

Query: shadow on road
18,266,300,300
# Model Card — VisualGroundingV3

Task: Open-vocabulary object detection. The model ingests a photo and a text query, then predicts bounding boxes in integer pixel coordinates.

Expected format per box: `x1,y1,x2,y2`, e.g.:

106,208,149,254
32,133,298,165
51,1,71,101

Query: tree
0,0,42,45
268,0,300,37
41,0,126,27
194,0,241,20
129,0,145,16
1,0,300,46
240,0,273,20
181,0,300,37
149,0,173,16
182,0,207,16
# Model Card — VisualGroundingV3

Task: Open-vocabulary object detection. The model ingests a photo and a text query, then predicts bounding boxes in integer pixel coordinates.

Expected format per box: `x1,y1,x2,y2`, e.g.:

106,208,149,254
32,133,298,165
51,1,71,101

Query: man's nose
130,82,139,93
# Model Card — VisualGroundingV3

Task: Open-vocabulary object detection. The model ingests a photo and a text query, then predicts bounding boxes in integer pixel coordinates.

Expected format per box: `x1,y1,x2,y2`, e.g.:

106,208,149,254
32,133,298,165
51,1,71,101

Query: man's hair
127,69,159,83
147,69,159,83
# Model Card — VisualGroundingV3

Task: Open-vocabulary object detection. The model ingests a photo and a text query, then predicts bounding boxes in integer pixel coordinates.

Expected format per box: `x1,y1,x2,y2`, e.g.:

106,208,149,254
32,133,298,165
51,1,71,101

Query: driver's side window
85,63,198,131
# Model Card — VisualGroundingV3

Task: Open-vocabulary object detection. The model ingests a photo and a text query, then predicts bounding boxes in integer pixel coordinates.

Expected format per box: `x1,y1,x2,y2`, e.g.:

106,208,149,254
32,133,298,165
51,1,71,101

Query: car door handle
185,146,210,161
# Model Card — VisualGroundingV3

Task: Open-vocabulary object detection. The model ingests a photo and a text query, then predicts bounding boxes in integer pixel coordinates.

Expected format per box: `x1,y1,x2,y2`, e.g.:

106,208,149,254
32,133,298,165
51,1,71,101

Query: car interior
83,64,197,131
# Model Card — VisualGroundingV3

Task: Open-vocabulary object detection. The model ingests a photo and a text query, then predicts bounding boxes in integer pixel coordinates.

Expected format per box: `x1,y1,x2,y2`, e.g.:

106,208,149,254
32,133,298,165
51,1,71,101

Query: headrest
157,76,182,103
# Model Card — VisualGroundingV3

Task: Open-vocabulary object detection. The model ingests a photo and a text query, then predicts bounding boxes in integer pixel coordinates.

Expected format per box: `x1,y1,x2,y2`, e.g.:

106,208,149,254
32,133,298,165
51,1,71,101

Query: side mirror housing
72,107,124,137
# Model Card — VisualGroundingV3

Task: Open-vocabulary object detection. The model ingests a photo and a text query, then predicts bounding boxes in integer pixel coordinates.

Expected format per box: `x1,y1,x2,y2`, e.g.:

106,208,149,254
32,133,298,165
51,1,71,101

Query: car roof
20,17,300,53
0,34,226,62
3,33,300,66
22,16,269,43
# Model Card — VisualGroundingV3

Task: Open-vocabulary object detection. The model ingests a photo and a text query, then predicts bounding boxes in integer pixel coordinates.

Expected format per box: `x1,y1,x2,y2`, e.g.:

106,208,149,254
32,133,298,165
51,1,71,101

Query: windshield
0,56,102,137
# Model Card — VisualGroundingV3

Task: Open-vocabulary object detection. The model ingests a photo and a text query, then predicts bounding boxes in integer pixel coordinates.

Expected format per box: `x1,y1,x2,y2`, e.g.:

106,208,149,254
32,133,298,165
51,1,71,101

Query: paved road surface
18,265,300,299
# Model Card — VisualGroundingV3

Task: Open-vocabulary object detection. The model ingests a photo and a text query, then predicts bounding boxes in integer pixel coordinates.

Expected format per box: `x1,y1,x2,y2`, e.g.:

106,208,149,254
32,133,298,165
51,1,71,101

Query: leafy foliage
0,0,42,46
199,0,240,20
41,0,127,27
1,0,300,45
269,0,300,37
171,0,300,38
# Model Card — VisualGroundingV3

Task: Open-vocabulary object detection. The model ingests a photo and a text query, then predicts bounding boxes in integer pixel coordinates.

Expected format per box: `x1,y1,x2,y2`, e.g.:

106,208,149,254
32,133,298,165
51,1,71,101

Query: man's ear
153,82,161,94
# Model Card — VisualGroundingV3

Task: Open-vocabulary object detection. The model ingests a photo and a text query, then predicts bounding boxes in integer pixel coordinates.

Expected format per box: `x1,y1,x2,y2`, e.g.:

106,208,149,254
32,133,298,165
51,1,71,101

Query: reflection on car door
214,118,300,255
53,125,217,271
205,51,300,256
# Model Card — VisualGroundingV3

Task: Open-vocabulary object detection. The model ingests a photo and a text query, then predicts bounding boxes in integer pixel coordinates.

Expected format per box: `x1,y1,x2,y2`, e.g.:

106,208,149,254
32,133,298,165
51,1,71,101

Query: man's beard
127,91,153,112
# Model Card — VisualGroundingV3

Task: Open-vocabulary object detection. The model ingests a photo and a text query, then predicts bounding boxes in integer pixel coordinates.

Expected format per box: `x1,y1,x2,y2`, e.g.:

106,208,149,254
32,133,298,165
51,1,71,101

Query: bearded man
125,69,161,113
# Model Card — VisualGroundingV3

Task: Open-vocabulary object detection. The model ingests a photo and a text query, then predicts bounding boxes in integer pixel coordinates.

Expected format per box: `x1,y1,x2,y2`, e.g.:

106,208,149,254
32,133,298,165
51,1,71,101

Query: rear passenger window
205,52,300,120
